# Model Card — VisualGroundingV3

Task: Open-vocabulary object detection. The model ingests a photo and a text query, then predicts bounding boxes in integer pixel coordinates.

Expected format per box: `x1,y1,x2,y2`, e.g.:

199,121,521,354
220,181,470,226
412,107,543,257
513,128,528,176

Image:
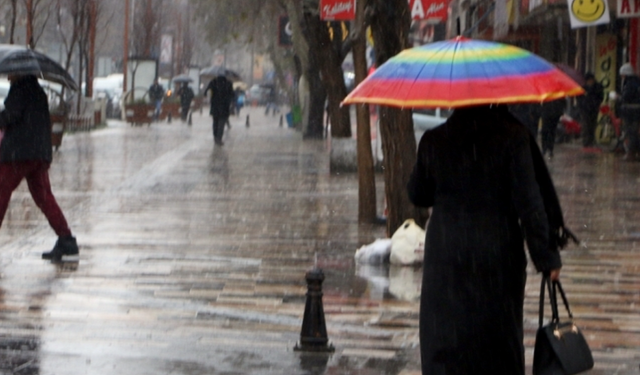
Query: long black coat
0,75,52,163
620,75,640,122
408,106,562,375
205,76,234,118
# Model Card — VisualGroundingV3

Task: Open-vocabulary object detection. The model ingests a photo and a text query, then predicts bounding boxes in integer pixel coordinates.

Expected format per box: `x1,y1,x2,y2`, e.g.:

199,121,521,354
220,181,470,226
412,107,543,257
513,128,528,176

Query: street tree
24,0,56,47
191,0,354,138
367,0,421,235
352,0,376,223
301,0,351,138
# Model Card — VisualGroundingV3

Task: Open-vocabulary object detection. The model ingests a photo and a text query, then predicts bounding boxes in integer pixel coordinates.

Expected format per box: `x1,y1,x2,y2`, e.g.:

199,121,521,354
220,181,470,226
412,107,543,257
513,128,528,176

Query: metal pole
87,0,97,98
26,0,33,47
123,0,129,97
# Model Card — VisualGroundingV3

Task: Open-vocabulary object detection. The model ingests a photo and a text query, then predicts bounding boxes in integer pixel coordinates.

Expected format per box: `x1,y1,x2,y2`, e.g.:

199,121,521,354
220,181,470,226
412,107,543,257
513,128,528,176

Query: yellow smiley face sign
571,0,606,22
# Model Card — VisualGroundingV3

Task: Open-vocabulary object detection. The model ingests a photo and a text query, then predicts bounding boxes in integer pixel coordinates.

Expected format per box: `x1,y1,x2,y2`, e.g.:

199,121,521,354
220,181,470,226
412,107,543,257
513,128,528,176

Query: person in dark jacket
177,83,195,122
0,74,78,262
540,98,566,158
619,63,640,161
407,105,562,375
148,78,165,122
578,72,604,147
204,75,234,146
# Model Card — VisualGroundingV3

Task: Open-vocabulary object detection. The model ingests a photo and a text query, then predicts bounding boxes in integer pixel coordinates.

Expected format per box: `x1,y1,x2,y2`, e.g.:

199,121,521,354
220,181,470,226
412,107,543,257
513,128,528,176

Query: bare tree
132,0,163,58
23,0,56,47
9,0,17,44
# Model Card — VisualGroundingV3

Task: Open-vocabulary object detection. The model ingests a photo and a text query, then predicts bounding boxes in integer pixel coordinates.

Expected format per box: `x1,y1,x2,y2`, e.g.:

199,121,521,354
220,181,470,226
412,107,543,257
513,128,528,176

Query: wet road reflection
0,108,635,374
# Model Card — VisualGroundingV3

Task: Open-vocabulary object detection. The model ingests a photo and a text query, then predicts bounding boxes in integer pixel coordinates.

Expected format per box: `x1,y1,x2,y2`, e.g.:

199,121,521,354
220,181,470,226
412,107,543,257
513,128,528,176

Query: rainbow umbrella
342,37,584,109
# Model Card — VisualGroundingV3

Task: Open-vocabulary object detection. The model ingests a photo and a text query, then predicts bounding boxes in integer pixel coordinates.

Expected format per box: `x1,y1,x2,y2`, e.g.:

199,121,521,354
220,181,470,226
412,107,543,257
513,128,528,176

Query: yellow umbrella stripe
398,45,530,63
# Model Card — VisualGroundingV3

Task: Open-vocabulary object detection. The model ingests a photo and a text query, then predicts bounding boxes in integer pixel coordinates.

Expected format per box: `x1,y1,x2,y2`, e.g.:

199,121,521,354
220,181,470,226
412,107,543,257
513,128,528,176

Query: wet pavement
0,106,637,374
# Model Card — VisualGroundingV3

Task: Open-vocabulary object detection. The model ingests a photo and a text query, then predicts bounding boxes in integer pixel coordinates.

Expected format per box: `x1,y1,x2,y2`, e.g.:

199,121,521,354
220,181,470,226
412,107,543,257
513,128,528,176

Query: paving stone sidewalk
0,106,636,374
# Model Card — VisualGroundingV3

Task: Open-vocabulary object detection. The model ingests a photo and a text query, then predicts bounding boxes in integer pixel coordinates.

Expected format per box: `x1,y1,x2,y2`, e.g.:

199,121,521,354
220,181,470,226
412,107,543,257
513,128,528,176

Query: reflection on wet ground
0,107,636,374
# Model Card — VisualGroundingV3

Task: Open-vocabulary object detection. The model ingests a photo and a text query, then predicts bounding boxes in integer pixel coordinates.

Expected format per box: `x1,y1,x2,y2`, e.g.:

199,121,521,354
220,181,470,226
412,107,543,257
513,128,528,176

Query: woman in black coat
407,105,562,375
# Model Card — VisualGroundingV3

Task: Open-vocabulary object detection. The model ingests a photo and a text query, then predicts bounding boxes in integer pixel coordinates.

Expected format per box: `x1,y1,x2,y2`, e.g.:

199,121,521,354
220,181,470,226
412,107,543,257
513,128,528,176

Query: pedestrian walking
618,63,640,161
0,74,78,262
264,85,279,116
407,105,563,375
204,75,234,146
578,72,604,148
235,89,245,117
540,98,566,159
177,83,195,123
149,78,165,122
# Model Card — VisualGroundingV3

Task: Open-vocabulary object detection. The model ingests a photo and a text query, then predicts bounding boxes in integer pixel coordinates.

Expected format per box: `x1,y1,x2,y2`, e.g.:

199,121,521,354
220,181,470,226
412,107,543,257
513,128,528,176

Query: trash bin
286,112,293,128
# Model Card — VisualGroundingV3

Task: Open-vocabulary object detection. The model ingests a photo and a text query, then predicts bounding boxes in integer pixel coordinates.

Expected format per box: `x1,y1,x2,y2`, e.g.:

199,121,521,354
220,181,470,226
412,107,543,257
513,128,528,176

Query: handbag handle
538,275,570,327
554,279,574,320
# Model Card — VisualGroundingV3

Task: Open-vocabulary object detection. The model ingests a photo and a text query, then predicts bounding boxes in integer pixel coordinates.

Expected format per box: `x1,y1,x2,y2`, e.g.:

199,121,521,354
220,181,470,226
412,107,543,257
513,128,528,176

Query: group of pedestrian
508,65,640,162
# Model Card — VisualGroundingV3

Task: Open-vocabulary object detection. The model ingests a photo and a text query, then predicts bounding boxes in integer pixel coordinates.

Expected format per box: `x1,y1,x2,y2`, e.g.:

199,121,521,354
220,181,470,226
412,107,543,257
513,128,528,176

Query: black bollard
246,114,250,128
167,112,172,124
188,111,192,126
294,268,334,352
279,114,284,127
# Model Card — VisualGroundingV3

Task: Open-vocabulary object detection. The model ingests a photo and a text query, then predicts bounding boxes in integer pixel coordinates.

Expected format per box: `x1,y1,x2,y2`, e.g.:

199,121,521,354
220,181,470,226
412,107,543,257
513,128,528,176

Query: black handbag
532,276,594,375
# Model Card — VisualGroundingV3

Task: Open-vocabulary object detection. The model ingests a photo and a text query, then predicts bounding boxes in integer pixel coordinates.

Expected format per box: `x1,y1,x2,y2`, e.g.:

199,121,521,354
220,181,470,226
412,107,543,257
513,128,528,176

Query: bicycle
595,104,624,152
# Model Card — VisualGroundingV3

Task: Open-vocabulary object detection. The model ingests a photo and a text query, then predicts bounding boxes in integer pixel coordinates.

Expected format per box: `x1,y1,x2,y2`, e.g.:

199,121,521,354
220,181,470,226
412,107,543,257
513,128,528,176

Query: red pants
0,161,71,236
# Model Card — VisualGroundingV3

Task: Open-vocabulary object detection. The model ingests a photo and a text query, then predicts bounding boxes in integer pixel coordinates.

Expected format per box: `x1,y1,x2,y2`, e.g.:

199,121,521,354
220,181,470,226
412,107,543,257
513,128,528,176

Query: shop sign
320,0,356,20
409,0,448,22
567,0,611,28
617,0,640,17
595,34,618,97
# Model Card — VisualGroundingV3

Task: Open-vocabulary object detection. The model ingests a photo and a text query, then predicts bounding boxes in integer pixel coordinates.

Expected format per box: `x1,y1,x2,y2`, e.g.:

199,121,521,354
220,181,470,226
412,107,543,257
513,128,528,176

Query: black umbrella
199,66,242,82
0,44,78,90
172,74,193,83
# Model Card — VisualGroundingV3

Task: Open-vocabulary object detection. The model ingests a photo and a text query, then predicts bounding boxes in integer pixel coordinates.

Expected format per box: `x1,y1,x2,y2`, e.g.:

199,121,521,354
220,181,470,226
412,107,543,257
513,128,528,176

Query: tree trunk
303,13,351,139
26,0,33,47
87,0,97,98
305,63,326,139
354,0,377,223
300,11,327,139
9,0,17,44
369,0,417,236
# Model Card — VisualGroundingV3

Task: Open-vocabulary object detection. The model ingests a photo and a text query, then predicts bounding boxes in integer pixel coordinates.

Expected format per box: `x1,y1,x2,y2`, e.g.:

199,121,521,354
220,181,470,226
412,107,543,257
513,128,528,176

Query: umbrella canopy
199,66,242,82
342,37,584,109
0,44,78,90
172,74,193,83
554,63,585,86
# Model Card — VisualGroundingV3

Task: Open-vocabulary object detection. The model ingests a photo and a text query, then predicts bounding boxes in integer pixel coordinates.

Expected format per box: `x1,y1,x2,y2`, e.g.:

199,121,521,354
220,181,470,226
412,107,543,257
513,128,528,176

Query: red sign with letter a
409,0,448,22
320,0,357,20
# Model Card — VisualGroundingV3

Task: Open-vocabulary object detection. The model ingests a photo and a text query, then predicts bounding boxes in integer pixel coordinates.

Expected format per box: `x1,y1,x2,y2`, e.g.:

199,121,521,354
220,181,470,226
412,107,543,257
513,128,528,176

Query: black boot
42,235,79,262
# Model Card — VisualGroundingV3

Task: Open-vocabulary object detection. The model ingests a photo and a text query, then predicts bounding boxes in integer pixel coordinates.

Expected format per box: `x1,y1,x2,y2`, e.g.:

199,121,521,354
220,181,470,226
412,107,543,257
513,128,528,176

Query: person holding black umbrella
204,75,234,146
177,82,195,123
0,74,78,262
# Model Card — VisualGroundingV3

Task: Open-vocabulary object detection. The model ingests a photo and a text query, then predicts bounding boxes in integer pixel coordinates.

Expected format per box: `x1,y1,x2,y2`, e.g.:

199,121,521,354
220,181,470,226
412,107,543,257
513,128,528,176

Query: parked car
0,79,10,111
413,107,452,130
246,84,269,105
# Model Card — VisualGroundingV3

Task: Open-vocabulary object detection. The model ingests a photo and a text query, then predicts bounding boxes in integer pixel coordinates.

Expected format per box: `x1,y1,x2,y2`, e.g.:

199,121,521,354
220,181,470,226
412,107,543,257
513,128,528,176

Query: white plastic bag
388,265,422,301
390,219,425,265
354,238,392,264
